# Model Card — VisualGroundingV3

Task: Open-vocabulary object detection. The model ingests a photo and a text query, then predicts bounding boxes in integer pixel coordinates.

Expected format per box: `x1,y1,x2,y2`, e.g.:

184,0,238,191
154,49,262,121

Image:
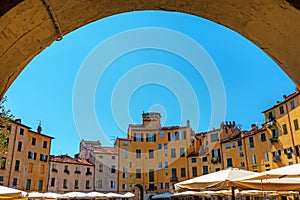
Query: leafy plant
0,96,14,153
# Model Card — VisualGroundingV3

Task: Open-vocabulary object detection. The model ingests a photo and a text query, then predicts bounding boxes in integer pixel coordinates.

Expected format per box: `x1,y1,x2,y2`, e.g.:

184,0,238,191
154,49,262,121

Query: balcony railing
266,118,276,128
211,157,221,164
170,177,178,182
270,137,278,143
273,156,280,162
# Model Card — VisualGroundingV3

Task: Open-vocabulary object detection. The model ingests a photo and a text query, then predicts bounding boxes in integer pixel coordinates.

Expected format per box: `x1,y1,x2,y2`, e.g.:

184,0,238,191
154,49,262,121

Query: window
136,169,141,178
74,180,79,189
123,141,128,146
225,143,231,149
165,182,169,189
111,165,116,173
164,162,168,170
26,179,31,190
134,133,143,142
31,138,36,146
64,166,69,174
158,162,162,170
192,167,197,177
38,180,43,191
28,152,37,160
291,100,295,109
232,142,236,148
160,131,165,138
149,184,155,191
158,144,162,151
159,182,163,190
149,169,154,182
203,166,208,175
171,148,176,158
149,149,154,159
227,158,233,168
12,178,17,187
238,140,242,150
169,131,179,141
283,124,288,134
272,128,279,138
261,133,266,142
86,180,90,189
15,160,20,171
249,137,254,148
180,168,186,178
180,148,185,157
179,131,186,140
1,157,6,169
210,132,219,142
171,168,177,178
264,152,269,162
202,157,208,162
279,106,284,114
50,178,55,187
40,154,48,162
99,164,103,172
20,128,24,135
294,119,299,131
43,141,47,148
0,177,3,186
240,162,245,168
147,133,156,142
136,149,141,159
17,141,22,151
122,184,127,190
239,152,244,157
63,179,67,189
98,180,102,189
191,158,197,163
252,155,257,164
164,143,168,152
122,167,127,178
28,163,33,173
123,149,128,158
110,181,115,188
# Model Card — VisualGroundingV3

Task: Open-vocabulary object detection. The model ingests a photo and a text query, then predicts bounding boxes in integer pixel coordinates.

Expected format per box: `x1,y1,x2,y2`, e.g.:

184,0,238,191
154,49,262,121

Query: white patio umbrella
86,192,108,199
233,163,300,181
43,192,61,199
59,192,88,199
122,192,135,198
28,192,45,199
175,168,257,191
105,192,124,198
0,185,27,199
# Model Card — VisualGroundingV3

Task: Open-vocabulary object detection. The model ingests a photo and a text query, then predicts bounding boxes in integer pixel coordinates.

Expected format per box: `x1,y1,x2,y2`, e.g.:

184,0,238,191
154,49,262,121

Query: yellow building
262,89,300,168
116,112,194,198
48,154,94,193
187,129,222,177
0,119,53,192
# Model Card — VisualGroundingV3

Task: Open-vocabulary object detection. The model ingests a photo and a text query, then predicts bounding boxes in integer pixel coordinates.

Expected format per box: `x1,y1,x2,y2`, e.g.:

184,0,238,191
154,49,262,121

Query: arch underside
0,0,300,97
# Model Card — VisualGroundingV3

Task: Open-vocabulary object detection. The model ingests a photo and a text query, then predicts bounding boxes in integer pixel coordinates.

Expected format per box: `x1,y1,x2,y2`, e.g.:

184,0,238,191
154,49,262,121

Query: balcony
170,177,178,182
64,169,70,174
270,137,278,143
74,170,81,174
86,171,92,176
266,119,276,128
211,157,221,164
51,168,58,173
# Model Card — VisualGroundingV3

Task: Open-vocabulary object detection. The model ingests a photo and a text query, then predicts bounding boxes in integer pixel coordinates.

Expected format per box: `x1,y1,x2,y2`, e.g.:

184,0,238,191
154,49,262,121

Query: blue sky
5,11,295,156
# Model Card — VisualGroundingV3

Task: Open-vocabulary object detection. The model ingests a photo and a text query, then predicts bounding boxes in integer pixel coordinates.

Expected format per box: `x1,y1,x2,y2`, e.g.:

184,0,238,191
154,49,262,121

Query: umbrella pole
232,187,235,200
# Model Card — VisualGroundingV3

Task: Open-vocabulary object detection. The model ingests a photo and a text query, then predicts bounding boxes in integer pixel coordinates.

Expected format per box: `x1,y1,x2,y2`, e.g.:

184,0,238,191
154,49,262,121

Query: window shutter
211,150,214,158
154,134,156,142
141,134,144,142
278,150,281,156
133,133,136,142
217,149,221,157
28,151,31,159
284,149,287,154
168,132,171,141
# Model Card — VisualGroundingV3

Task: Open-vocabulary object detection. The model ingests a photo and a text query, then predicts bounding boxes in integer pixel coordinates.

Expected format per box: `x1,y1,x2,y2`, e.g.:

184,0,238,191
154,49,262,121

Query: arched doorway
133,184,144,200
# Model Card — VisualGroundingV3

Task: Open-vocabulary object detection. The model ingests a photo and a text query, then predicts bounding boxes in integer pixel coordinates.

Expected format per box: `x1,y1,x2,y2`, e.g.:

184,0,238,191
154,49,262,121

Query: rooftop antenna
110,136,116,143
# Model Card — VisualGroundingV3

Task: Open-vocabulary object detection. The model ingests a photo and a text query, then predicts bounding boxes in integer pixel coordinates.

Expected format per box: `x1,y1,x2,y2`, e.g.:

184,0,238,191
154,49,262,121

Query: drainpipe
285,102,298,163
220,142,224,169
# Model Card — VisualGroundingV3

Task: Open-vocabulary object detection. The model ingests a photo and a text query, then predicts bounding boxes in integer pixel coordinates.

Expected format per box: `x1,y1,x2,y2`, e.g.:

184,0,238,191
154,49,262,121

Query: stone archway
1,0,300,97
133,184,144,200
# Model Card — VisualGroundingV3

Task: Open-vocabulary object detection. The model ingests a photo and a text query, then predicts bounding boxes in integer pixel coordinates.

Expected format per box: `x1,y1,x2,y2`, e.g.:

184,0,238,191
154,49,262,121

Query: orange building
0,119,53,192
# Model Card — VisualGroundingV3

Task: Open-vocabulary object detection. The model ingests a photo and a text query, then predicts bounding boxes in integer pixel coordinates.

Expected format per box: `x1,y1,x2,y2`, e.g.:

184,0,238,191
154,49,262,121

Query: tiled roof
50,154,93,166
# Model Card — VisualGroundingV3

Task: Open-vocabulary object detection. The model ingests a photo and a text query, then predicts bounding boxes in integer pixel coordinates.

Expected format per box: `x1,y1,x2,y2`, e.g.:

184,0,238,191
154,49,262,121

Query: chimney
15,119,21,124
276,101,281,104
283,95,287,100
251,124,258,131
187,120,190,128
